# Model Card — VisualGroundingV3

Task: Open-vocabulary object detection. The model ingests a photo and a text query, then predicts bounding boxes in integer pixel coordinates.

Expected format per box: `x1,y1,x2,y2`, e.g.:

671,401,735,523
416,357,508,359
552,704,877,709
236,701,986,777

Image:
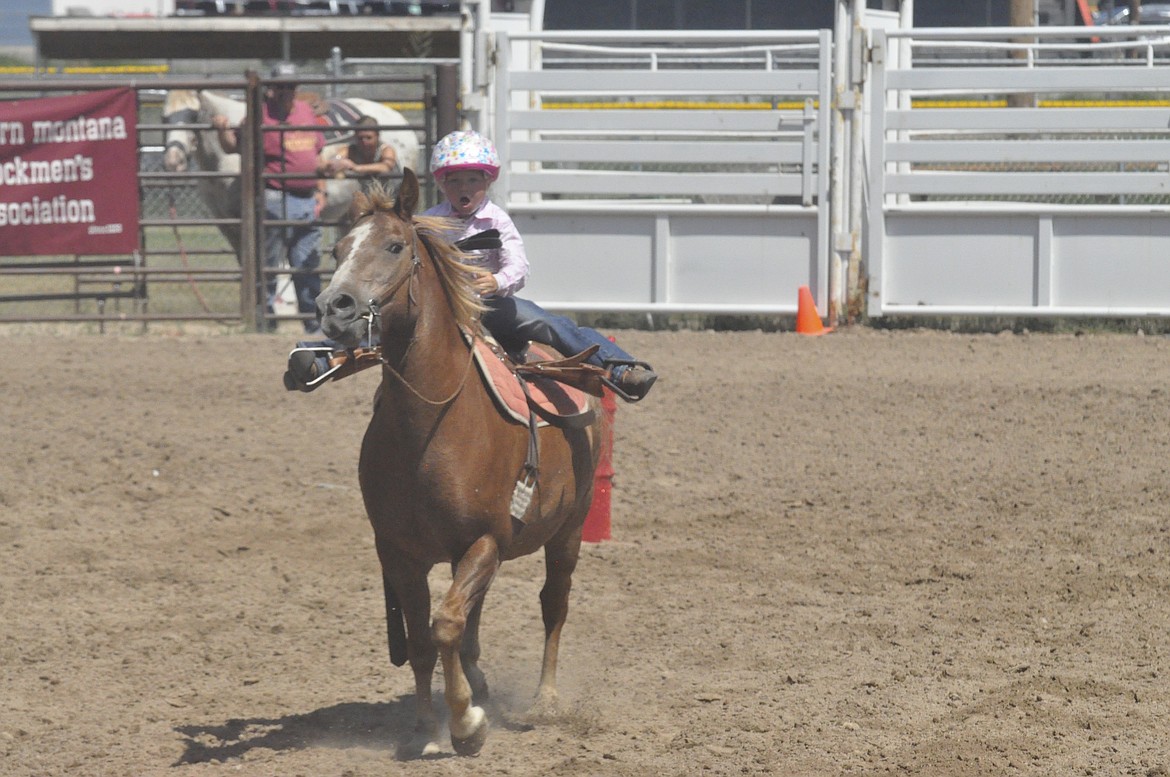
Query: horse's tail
382,575,408,667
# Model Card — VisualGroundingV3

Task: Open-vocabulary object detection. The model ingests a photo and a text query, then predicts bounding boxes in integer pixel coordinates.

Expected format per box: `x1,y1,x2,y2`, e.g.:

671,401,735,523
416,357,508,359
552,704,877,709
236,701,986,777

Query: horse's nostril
320,292,357,321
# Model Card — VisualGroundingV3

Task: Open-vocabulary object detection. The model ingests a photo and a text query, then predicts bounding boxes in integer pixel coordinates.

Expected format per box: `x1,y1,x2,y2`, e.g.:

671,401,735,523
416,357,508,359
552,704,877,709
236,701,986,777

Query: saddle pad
319,99,364,145
471,339,591,427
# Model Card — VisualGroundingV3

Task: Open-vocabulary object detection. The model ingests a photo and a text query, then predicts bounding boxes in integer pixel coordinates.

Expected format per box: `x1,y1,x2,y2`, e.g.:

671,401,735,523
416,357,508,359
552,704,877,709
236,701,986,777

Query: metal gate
865,24,1170,318
486,30,834,316
0,69,451,329
479,20,1170,322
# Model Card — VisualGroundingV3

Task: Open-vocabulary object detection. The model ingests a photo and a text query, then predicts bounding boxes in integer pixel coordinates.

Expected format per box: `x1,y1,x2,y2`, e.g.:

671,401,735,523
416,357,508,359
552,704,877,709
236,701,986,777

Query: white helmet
429,130,500,181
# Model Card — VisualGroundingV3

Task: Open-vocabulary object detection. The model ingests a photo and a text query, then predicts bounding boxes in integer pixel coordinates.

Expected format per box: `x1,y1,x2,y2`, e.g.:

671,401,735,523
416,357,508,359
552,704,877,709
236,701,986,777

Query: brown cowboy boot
613,366,658,400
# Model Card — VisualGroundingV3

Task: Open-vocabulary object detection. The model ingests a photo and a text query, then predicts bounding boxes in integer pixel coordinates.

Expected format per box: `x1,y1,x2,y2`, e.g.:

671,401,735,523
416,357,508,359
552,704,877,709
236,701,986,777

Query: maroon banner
0,88,139,256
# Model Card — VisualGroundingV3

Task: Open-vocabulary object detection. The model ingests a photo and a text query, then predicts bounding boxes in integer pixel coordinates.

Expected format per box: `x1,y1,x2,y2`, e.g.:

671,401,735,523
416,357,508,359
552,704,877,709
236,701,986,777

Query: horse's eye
388,242,405,255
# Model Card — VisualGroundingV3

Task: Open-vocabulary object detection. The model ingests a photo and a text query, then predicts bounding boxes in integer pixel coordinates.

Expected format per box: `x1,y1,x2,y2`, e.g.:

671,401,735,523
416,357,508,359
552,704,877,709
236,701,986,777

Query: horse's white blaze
162,135,191,172
161,90,202,173
343,220,375,265
328,220,374,290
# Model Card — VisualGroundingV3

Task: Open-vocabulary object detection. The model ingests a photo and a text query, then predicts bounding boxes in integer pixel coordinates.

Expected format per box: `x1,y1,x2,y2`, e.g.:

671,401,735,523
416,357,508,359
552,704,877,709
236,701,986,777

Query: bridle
163,106,199,158
358,223,476,407
359,236,417,337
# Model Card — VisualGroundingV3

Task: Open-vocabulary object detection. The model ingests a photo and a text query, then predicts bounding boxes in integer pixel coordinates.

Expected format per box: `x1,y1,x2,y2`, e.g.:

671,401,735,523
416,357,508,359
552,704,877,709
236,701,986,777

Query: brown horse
315,169,603,757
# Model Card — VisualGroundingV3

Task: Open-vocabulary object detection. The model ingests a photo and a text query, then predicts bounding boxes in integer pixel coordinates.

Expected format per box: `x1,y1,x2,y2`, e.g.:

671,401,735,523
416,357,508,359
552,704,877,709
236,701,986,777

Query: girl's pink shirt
423,198,529,297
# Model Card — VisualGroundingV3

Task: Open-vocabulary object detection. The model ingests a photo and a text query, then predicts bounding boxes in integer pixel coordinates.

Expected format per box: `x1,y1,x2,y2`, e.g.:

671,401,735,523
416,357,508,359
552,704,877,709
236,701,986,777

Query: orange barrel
583,384,616,542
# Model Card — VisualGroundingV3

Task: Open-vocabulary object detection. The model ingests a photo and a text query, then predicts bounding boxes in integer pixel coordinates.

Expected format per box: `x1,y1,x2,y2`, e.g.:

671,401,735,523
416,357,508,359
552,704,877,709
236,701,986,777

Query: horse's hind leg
434,534,500,756
531,520,583,716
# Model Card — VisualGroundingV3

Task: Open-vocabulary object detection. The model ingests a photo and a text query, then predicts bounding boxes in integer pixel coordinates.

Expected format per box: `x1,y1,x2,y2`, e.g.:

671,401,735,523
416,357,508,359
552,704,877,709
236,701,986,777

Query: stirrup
287,345,344,389
599,358,655,402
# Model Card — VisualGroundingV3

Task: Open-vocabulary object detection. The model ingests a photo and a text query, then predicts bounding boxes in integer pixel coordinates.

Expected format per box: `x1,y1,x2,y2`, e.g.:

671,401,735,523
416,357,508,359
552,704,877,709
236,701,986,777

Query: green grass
0,226,241,321
0,223,352,330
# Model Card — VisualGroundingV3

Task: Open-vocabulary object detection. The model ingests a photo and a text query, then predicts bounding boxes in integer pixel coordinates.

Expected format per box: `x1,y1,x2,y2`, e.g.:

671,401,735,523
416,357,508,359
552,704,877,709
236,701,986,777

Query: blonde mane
355,185,487,328
163,88,200,116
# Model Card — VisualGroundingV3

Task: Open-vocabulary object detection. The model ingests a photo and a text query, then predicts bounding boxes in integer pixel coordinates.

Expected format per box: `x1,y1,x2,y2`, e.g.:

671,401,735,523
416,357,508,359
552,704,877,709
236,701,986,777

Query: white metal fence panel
490,30,833,314
866,25,1170,318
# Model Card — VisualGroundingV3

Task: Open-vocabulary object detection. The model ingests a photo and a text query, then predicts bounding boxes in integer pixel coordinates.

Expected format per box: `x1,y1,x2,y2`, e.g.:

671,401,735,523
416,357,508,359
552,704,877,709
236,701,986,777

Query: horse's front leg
379,552,440,757
455,566,489,704
434,534,500,756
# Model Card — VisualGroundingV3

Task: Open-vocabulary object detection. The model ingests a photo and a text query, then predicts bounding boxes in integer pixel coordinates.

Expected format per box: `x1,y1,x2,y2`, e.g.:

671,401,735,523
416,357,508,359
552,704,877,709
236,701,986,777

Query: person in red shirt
213,62,326,333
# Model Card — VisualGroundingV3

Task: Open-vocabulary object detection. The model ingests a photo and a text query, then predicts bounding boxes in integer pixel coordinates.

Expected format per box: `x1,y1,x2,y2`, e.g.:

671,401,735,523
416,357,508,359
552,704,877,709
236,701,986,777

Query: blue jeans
482,296,635,369
264,188,320,317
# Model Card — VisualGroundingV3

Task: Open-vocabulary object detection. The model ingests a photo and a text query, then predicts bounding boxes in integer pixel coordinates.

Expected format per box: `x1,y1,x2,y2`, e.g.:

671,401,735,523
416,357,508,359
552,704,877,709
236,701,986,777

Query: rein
361,227,477,407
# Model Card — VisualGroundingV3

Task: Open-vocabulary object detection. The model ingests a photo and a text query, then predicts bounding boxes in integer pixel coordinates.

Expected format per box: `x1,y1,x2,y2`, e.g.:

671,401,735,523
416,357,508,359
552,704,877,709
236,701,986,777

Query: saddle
468,332,602,429
298,92,364,145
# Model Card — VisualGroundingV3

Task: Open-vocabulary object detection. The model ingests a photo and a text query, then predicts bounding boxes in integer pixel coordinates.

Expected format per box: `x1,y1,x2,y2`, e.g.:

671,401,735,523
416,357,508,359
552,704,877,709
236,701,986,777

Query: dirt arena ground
3,327,1170,776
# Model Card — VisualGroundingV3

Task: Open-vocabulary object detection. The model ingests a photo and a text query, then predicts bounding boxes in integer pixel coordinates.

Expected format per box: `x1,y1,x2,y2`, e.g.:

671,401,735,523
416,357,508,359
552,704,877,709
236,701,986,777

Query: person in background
213,61,325,334
318,114,398,192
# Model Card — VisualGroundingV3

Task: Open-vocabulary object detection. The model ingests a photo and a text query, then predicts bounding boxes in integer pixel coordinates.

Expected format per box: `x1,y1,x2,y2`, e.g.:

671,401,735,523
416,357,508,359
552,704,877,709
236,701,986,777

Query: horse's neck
196,92,244,173
201,91,244,122
378,264,476,403
196,129,237,174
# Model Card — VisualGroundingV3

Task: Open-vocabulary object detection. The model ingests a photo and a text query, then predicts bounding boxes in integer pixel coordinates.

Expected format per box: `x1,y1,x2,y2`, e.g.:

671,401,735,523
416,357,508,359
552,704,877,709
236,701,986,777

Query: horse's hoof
395,720,442,761
450,707,488,757
525,690,561,723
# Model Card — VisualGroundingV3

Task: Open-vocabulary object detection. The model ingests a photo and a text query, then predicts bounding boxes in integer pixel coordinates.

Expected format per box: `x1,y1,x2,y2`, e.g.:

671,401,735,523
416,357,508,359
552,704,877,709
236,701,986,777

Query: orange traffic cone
796,285,833,336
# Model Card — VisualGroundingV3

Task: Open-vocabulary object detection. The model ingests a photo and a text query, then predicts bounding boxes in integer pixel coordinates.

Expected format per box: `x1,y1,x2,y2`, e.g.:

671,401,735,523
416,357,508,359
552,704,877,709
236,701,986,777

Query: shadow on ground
173,699,419,763
173,694,537,764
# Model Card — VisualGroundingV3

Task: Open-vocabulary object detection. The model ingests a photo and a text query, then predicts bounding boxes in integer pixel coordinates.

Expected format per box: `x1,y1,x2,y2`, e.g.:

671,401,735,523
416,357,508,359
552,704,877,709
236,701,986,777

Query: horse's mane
357,185,487,328
163,89,200,116
295,90,330,116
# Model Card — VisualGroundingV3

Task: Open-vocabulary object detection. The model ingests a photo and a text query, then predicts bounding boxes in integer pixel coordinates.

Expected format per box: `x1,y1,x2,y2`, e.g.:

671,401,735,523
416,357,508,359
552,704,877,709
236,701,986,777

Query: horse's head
162,89,200,172
162,90,246,174
316,168,483,348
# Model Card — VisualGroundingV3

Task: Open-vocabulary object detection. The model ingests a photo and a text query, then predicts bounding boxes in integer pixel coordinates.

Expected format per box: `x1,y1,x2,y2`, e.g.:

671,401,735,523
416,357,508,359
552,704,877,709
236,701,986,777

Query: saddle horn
454,229,502,252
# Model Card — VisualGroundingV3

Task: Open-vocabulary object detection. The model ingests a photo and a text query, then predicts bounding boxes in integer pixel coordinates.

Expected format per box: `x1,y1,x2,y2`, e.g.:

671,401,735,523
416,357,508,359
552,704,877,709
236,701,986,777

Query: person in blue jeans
286,130,656,400
214,62,326,333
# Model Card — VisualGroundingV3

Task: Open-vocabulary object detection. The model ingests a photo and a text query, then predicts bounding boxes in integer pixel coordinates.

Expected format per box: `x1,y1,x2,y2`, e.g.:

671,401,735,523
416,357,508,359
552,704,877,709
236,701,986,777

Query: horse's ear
395,168,419,221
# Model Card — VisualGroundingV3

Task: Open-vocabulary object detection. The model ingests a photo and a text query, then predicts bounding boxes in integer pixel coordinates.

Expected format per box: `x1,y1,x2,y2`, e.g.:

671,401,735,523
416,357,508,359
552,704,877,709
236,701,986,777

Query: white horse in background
162,89,421,254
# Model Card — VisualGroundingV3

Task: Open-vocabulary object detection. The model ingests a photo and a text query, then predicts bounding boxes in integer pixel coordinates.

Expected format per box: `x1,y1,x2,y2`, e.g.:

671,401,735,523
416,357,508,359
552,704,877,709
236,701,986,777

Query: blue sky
0,0,51,47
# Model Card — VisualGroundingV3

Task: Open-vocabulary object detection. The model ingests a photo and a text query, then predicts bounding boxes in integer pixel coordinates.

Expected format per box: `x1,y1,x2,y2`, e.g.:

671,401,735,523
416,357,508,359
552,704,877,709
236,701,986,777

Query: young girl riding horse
286,130,657,401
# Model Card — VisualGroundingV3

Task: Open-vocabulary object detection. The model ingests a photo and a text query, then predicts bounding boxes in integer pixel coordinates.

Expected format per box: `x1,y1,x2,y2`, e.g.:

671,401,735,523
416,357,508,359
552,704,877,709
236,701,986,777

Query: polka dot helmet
429,130,501,182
